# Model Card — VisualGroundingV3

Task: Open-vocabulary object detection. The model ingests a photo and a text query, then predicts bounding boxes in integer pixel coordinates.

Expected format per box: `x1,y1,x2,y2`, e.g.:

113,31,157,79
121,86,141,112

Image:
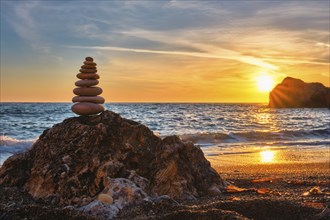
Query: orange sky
1,1,329,103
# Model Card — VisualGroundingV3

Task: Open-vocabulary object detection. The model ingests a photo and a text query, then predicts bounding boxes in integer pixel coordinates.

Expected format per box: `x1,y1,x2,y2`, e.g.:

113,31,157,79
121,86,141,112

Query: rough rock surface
0,111,225,217
269,77,330,108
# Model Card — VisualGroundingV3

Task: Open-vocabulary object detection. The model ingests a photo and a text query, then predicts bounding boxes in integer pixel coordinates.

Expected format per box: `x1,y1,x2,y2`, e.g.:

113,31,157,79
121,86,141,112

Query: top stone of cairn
85,57,94,62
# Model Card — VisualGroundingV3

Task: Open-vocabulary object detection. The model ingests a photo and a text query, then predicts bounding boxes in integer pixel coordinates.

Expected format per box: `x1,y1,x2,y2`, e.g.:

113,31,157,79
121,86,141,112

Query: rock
80,68,97,73
81,65,97,69
269,77,330,108
0,111,225,209
85,57,94,62
72,96,105,104
71,102,104,115
76,73,100,80
83,61,97,66
73,87,103,96
208,184,222,196
80,200,119,219
0,187,99,220
97,193,113,205
75,79,99,87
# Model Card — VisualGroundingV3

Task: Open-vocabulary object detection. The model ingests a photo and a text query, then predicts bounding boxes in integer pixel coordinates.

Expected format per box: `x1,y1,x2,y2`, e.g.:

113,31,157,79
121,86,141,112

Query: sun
260,150,276,163
256,75,274,92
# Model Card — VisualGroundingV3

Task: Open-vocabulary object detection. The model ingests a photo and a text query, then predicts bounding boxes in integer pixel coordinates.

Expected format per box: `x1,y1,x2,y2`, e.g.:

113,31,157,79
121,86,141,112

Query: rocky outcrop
269,77,330,108
0,111,225,217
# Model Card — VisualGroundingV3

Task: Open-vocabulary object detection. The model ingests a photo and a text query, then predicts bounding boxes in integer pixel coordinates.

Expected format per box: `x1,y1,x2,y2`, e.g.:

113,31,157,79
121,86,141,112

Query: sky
1,0,329,103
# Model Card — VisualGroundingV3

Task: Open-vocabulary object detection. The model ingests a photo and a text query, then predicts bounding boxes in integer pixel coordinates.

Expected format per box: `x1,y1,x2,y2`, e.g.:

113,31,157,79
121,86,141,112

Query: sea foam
0,135,35,165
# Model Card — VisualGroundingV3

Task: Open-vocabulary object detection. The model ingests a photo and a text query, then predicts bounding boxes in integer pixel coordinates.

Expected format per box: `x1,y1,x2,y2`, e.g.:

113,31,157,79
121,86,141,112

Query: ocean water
1,103,329,165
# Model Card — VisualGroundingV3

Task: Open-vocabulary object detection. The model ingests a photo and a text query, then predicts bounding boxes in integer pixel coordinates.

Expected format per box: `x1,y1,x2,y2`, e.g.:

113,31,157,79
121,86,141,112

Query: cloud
66,45,278,70
316,42,330,48
2,1,328,71
3,1,40,43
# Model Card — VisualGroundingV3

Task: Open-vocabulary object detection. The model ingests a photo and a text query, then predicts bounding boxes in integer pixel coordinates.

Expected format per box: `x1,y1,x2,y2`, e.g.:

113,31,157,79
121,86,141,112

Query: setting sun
260,150,276,163
256,75,275,92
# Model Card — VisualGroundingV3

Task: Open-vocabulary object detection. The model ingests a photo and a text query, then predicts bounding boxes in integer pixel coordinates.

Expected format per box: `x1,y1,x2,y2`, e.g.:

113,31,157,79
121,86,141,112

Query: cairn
71,57,105,115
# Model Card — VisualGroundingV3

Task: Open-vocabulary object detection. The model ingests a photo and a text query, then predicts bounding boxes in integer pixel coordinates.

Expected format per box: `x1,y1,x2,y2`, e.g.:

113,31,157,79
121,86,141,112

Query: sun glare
260,150,276,163
256,75,274,92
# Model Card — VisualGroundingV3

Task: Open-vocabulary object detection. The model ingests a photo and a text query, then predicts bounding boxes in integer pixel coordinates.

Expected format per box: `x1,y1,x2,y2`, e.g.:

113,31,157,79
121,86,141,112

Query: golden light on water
260,150,276,163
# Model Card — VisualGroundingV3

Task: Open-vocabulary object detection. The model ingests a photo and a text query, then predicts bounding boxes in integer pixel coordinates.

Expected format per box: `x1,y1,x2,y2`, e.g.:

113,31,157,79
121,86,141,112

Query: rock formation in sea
72,57,105,115
0,111,225,218
269,77,330,108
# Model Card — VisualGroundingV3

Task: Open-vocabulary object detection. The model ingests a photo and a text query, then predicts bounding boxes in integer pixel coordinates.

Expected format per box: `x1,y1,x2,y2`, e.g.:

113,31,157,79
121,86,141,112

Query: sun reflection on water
260,150,276,163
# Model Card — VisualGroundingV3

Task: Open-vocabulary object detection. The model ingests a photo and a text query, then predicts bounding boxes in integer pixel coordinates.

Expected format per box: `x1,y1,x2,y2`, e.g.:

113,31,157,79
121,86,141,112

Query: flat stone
72,96,105,104
77,73,100,80
80,68,97,73
97,193,113,205
71,102,104,115
75,79,99,87
83,61,97,66
81,65,97,69
73,87,102,96
85,57,94,62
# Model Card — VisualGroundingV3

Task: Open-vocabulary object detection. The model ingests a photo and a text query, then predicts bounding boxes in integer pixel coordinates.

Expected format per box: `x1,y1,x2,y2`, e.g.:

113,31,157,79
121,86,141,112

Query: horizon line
0,101,268,104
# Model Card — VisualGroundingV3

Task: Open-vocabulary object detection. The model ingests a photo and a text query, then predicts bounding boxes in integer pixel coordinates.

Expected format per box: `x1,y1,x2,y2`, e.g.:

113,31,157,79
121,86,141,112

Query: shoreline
213,162,330,182
204,145,330,166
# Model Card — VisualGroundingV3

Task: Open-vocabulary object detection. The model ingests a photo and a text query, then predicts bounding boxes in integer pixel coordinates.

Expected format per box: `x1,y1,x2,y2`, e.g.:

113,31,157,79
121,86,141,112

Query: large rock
269,77,330,108
0,111,225,210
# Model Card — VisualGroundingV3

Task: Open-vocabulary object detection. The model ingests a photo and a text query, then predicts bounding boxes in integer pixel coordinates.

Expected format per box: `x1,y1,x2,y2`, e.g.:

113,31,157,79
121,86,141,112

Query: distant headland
269,77,330,108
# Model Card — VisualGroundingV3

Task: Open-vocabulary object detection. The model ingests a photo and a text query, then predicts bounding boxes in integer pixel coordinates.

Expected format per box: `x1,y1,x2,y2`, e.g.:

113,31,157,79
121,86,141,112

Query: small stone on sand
97,193,113,205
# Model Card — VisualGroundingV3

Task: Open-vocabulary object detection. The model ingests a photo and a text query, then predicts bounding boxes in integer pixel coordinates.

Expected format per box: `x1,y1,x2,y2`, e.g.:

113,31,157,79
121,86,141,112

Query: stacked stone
71,57,105,115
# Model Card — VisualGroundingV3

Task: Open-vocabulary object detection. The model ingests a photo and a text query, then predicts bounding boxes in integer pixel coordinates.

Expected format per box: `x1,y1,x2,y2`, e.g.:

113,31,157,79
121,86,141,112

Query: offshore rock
269,77,330,108
0,111,225,213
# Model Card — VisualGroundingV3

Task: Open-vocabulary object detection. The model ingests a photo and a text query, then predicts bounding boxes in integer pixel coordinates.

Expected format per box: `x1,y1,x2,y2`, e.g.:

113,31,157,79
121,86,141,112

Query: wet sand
213,162,330,180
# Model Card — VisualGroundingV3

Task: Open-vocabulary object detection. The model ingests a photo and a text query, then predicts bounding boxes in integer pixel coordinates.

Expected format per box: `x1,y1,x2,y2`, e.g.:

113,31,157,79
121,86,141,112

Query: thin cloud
66,45,278,70
263,57,329,66
316,42,330,48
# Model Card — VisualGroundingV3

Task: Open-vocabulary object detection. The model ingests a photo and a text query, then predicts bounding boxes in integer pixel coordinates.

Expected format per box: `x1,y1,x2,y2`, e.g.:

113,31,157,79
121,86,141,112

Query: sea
1,103,329,166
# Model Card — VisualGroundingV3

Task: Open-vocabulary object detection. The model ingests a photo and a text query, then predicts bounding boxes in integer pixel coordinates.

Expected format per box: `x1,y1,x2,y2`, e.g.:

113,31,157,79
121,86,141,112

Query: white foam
0,135,35,166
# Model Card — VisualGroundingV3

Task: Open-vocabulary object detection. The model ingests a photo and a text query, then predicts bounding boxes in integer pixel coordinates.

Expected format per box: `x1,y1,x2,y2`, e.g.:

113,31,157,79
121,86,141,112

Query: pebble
71,102,104,115
72,96,105,104
83,61,97,66
76,73,100,80
79,68,97,73
81,65,96,69
75,79,99,87
73,87,102,96
97,193,113,205
85,57,93,61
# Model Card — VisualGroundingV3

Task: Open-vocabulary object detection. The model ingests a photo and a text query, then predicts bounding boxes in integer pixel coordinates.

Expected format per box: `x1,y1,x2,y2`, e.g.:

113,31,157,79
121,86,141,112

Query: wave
180,128,330,145
0,135,35,154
